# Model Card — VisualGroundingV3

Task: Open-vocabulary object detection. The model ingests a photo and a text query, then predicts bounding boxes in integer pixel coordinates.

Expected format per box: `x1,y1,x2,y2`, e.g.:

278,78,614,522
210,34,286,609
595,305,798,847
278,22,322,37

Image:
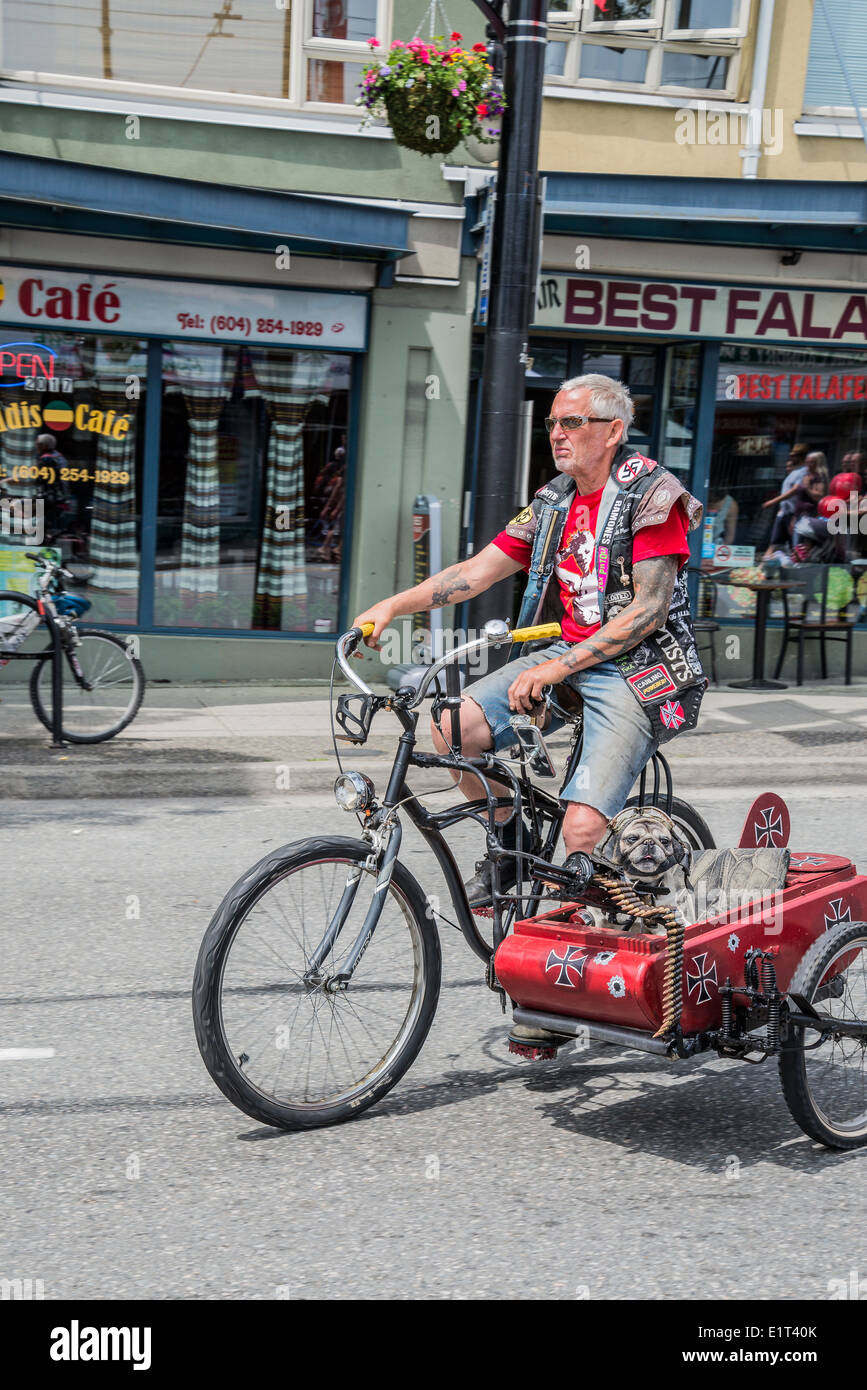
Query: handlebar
23,552,75,587
335,619,562,707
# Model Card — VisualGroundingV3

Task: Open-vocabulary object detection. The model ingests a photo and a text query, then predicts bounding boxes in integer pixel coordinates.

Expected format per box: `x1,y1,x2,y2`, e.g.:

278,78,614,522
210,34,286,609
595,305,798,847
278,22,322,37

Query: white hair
558,373,634,442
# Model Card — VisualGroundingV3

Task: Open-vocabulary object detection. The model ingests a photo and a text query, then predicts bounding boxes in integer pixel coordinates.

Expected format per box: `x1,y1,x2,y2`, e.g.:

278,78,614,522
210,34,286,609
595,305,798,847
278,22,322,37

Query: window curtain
244,350,332,630
0,428,39,508
163,346,240,598
76,340,141,595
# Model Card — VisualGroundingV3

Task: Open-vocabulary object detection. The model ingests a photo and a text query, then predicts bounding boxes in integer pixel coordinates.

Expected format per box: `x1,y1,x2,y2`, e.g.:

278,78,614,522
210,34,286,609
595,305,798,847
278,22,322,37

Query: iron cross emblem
823,898,852,932
754,806,784,847
545,945,590,987
686,952,718,1005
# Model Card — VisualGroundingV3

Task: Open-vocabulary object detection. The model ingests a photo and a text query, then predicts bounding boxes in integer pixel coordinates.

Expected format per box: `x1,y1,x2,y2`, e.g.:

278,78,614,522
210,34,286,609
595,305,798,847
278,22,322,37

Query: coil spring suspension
720,978,734,1043
762,953,781,1052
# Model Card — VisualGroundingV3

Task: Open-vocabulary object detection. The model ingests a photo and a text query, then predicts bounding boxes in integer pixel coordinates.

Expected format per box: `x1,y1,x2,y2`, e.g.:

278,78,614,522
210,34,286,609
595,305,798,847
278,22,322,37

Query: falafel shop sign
0,267,367,350
532,273,867,346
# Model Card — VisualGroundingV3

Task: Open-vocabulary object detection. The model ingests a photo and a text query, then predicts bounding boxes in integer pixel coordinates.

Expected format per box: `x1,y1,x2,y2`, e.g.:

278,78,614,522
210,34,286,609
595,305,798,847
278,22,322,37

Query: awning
539,171,867,255
0,151,411,263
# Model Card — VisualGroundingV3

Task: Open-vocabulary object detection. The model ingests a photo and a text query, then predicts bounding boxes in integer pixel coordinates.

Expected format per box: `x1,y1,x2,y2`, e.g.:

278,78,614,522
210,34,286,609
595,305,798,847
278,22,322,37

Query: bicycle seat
549,683,583,722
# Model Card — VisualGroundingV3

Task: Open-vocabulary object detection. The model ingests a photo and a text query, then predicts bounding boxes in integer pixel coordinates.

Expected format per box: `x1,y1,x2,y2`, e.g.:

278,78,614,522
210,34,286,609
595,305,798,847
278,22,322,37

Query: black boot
462,819,531,909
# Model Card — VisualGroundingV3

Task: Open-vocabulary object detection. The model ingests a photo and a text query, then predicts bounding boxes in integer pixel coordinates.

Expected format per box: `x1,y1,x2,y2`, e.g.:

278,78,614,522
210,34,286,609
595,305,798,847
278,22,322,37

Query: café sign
0,267,367,351
533,274,867,347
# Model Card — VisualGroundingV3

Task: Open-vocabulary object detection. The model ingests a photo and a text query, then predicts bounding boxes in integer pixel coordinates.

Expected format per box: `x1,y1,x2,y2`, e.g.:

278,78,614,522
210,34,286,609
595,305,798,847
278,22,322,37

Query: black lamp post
466,0,548,636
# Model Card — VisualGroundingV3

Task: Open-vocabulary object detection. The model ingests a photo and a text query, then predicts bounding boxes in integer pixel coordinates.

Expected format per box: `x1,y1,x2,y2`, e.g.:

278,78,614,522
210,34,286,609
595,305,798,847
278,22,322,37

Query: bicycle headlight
334,771,374,812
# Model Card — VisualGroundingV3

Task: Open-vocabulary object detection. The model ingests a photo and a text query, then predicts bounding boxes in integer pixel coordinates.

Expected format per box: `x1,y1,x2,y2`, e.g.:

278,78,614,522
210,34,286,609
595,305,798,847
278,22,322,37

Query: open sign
0,342,57,388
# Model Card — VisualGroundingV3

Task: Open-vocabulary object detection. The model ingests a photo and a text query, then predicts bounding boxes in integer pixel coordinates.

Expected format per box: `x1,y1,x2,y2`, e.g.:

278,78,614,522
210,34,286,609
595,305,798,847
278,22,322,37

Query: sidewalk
1,678,866,799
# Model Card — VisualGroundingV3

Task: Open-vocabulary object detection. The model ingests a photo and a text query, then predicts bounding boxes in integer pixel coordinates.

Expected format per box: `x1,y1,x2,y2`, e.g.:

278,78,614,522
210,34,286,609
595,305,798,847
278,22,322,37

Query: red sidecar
494,794,867,1150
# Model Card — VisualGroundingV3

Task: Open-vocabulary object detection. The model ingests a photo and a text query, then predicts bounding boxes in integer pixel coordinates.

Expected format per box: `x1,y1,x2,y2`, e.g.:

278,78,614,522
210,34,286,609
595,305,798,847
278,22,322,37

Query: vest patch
627,665,677,702
615,455,655,485
659,699,686,731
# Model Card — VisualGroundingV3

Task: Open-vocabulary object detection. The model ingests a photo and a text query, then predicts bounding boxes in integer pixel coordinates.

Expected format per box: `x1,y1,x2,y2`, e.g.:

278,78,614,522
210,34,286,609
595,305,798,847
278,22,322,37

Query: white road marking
0,1047,56,1060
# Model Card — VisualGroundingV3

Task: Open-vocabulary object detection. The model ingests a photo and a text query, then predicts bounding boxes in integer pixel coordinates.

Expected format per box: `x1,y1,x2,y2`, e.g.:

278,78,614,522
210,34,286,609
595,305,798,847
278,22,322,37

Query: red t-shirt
493,485,691,643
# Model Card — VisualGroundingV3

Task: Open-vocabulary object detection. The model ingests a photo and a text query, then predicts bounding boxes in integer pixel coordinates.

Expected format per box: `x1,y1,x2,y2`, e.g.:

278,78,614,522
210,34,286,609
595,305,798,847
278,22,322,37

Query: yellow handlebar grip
510,622,562,643
360,622,375,637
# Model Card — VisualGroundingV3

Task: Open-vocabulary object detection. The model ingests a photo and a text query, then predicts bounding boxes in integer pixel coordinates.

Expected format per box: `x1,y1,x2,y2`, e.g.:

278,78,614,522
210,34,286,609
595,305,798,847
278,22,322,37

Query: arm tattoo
430,565,472,607
557,555,678,671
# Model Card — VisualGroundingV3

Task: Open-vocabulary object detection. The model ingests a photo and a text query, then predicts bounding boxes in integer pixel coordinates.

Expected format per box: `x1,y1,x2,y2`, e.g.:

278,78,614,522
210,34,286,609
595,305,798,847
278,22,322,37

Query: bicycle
0,551,146,743
193,618,714,1131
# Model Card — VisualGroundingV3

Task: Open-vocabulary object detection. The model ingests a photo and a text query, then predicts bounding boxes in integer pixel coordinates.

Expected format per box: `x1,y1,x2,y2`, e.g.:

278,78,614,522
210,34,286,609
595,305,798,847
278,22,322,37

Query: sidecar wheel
779,920,867,1149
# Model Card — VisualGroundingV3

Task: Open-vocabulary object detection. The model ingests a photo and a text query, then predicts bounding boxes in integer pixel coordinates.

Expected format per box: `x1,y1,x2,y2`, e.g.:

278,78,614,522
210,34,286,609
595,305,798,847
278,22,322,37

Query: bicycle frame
315,621,676,991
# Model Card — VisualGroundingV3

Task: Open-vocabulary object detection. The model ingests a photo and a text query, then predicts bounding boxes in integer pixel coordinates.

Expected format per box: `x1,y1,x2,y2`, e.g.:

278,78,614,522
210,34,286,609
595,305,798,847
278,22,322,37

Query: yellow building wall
538,0,867,183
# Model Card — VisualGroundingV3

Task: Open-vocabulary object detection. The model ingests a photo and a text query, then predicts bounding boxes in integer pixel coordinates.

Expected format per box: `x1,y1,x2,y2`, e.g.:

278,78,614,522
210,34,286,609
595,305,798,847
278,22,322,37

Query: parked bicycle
0,551,145,743
193,618,715,1132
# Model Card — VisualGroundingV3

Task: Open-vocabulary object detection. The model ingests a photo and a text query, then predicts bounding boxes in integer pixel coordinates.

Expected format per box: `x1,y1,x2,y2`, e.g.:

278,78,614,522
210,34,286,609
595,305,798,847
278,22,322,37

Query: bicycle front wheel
193,836,442,1131
30,627,145,743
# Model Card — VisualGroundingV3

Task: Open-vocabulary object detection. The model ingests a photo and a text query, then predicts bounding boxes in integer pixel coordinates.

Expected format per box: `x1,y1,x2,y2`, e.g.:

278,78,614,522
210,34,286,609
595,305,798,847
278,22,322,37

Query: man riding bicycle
353,373,706,908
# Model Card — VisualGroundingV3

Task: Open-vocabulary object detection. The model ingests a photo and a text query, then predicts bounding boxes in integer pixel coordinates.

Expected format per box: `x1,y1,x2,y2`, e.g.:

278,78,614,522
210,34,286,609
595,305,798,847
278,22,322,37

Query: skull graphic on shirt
555,526,598,627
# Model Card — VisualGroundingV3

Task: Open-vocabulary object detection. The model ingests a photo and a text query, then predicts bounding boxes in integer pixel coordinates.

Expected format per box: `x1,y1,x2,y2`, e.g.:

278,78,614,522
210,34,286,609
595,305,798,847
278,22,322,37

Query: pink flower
390,40,404,49
368,37,380,47
450,31,462,41
451,87,460,96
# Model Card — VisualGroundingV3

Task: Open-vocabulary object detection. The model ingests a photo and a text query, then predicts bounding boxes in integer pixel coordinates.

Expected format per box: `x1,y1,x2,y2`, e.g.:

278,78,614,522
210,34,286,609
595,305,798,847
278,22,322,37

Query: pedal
472,904,494,918
508,1039,558,1061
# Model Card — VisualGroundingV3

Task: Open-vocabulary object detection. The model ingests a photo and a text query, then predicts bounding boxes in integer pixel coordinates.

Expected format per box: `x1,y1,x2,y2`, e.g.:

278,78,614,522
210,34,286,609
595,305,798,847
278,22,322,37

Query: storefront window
0,330,145,625
582,342,659,447
707,343,867,621
156,343,350,633
526,345,570,381
660,342,700,476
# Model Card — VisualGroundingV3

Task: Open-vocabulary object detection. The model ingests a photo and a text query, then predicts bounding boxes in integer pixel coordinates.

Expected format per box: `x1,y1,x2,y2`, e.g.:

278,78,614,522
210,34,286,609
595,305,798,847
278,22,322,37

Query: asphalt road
1,786,865,1301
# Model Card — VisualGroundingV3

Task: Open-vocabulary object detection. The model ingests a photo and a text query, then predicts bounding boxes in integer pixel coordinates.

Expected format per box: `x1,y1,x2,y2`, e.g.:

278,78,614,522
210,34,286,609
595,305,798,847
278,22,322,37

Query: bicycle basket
53,593,91,618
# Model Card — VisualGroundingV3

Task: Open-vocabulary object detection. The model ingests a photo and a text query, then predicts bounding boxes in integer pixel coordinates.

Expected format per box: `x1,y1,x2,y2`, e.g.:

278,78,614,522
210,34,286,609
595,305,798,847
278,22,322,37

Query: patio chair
773,563,857,685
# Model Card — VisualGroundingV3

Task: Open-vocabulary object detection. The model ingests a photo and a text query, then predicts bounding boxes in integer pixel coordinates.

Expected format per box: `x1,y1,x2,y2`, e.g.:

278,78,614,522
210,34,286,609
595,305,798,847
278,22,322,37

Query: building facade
0,0,485,680
1,1,866,682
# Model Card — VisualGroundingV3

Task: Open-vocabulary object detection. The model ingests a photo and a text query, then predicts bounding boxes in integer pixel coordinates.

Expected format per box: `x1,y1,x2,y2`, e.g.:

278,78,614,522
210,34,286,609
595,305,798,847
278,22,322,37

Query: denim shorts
463,640,659,819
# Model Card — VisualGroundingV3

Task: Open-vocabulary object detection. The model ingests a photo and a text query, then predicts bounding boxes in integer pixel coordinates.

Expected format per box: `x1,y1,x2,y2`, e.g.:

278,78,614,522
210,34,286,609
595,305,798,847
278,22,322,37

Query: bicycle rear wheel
625,794,715,851
30,627,145,742
193,835,442,1131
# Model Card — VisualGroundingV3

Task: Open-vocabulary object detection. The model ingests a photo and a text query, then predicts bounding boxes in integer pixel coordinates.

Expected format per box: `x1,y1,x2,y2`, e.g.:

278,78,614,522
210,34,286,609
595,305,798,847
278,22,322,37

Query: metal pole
467,0,547,635
43,608,66,749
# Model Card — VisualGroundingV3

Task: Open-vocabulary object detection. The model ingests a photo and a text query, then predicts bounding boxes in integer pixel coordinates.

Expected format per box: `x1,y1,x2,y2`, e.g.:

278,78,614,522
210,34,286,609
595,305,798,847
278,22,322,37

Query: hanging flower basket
357,32,506,159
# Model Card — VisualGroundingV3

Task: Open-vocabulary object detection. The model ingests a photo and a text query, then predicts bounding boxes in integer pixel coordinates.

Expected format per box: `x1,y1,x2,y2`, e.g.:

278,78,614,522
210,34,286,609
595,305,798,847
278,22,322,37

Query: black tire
30,627,145,743
193,836,442,1131
624,794,715,852
779,920,867,1149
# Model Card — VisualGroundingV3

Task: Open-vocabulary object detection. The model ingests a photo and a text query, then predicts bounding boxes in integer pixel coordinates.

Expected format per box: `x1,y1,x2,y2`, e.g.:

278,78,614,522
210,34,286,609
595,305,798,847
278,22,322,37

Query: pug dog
588,806,694,933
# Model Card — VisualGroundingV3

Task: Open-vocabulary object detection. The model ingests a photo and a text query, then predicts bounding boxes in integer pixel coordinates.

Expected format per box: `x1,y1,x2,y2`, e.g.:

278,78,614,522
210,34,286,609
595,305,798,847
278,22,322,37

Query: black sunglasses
544,414,613,433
